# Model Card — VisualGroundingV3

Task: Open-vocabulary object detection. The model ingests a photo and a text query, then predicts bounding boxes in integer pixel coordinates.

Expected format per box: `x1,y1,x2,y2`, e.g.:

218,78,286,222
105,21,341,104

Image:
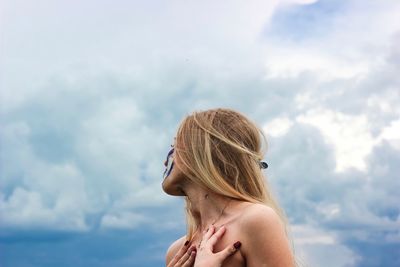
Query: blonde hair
174,108,298,263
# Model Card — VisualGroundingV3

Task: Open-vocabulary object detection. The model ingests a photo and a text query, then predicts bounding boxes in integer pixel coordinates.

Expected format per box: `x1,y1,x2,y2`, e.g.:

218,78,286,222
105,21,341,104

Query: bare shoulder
165,235,187,265
239,203,295,266
240,202,283,228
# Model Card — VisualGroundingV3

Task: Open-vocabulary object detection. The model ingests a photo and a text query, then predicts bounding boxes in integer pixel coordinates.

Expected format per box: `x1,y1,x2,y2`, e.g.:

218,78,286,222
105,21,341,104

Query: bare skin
163,143,295,267
166,201,253,267
167,225,240,267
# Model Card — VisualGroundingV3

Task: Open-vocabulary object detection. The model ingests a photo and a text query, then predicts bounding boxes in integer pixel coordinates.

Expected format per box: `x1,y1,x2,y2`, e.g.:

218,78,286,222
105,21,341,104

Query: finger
182,249,196,267
169,241,190,266
216,241,241,261
176,247,194,266
202,224,216,241
206,225,226,249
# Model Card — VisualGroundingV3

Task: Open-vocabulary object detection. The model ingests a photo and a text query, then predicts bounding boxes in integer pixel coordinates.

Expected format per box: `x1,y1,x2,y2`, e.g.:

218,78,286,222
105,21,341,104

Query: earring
259,161,268,169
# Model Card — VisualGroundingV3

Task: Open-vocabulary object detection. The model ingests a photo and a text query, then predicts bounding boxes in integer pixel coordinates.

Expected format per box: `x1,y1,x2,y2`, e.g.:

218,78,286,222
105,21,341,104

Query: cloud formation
1,0,399,266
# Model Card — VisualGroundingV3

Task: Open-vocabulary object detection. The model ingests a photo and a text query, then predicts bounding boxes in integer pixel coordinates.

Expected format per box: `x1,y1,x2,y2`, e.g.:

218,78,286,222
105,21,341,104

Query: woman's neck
183,184,233,232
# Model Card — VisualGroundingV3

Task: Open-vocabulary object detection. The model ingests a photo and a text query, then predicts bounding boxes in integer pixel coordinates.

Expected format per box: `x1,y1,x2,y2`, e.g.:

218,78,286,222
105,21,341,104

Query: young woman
162,108,296,267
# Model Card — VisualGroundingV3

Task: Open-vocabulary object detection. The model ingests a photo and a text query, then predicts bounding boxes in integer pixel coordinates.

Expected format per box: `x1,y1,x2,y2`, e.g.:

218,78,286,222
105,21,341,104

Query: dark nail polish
184,240,189,246
233,241,242,249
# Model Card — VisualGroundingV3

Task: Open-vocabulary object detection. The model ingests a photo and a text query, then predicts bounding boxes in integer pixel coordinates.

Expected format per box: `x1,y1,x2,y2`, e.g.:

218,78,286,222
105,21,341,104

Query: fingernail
233,241,241,249
184,240,189,246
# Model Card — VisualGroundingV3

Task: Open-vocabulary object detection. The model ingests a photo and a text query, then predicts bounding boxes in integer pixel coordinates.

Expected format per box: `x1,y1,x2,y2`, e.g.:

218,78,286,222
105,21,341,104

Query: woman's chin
162,179,186,196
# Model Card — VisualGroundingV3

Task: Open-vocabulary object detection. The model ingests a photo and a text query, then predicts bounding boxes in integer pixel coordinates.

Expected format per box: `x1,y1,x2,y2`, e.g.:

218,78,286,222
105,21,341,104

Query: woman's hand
167,241,197,267
194,225,241,267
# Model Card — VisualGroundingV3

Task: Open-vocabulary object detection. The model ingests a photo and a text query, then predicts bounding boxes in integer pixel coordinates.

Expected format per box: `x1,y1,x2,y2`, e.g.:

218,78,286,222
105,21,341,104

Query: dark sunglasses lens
163,149,174,179
165,148,174,163
166,162,174,177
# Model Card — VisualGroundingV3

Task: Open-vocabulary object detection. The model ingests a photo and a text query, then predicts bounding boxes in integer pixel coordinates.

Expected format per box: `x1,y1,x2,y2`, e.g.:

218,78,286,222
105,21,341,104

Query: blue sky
1,0,399,266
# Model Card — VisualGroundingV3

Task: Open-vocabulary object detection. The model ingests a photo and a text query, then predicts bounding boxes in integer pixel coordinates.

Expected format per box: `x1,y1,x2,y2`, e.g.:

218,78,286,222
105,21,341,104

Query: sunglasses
163,148,175,179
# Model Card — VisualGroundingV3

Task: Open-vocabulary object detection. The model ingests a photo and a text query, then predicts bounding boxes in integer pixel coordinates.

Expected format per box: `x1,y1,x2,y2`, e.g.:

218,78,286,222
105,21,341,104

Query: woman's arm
241,204,295,267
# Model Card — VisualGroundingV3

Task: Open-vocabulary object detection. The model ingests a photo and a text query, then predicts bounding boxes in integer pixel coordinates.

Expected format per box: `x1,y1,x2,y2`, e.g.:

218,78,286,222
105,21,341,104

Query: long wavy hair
174,108,297,263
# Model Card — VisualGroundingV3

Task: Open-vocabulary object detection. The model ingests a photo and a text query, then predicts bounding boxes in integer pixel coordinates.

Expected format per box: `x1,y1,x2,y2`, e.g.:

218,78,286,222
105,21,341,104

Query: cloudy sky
1,0,399,266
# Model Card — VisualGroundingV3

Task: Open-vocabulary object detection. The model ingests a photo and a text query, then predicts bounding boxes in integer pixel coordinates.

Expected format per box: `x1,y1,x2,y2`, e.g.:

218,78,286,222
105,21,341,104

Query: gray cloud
1,0,400,266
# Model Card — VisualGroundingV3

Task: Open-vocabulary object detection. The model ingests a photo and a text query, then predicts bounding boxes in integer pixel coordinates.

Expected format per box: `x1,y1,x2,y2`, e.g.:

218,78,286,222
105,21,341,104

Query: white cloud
263,46,370,80
377,119,400,150
292,224,336,245
1,0,400,265
0,0,282,114
261,1,400,82
100,212,148,230
0,188,88,231
280,0,318,5
296,243,361,267
296,108,375,172
367,92,400,115
291,224,361,267
263,117,294,137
